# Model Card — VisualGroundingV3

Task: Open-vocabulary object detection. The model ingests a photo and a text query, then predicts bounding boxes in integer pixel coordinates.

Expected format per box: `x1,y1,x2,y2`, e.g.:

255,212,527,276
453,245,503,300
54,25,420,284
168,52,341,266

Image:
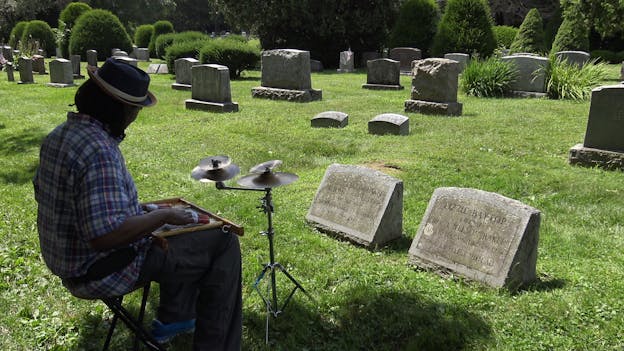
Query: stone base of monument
509,90,547,98
73,74,85,79
336,69,355,73
362,83,404,90
568,143,624,170
171,83,192,91
185,99,239,113
251,86,322,102
404,99,462,116
46,82,75,88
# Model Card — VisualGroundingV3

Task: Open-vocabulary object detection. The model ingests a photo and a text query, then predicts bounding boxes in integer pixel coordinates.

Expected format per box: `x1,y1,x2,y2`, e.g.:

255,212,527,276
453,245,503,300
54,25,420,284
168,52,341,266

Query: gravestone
111,48,121,56
112,50,129,58
368,113,409,135
555,51,590,68
2,46,13,62
501,54,549,97
306,164,403,248
408,187,540,291
404,58,462,116
252,49,322,102
86,50,98,67
311,111,348,128
134,48,150,61
310,59,323,72
362,58,403,90
569,85,624,170
147,63,168,74
18,57,34,84
389,47,422,73
6,62,14,82
360,51,381,68
337,50,355,73
185,64,239,112
47,58,74,87
32,55,47,74
444,53,470,72
172,58,199,90
114,56,138,67
70,55,84,79
620,62,624,81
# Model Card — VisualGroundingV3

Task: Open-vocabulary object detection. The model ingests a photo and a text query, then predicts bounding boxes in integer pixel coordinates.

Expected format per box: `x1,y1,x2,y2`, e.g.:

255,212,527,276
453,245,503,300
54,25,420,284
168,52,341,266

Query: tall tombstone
554,51,590,68
362,58,403,90
306,164,403,248
444,53,470,72
172,58,200,90
389,47,422,73
86,50,98,68
569,85,624,170
32,55,47,74
18,57,34,84
47,58,75,87
252,49,322,102
501,54,549,97
408,187,541,291
404,58,462,116
185,64,239,112
70,55,84,79
2,46,13,62
337,50,354,73
6,62,15,82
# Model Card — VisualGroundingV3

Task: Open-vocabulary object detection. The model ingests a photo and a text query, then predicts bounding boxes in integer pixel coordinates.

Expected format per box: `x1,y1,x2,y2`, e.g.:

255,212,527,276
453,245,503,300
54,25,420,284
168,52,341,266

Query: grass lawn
1,60,623,350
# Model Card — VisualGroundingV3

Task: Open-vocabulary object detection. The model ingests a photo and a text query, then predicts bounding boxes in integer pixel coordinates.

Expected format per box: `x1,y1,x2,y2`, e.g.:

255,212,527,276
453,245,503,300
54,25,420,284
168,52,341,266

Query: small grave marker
368,113,409,135
18,57,34,84
311,111,348,128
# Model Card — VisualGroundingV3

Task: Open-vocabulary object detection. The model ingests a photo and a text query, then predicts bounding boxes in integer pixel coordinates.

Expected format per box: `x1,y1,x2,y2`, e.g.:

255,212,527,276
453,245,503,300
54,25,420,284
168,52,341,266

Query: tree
69,9,132,60
58,2,92,57
550,3,590,53
0,0,70,44
387,0,439,56
509,8,545,54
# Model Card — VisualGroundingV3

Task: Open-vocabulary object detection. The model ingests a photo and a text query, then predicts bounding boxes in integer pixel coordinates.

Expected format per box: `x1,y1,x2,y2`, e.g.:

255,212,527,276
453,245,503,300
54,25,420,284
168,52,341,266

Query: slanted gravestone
18,57,34,84
6,62,15,82
147,63,168,74
185,64,239,112
337,50,355,73
501,54,549,97
114,56,138,67
389,47,422,73
172,58,200,90
569,85,624,170
134,48,150,61
444,53,470,72
2,46,13,62
310,59,323,72
86,50,98,68
311,111,348,128
47,58,74,87
408,187,541,291
70,55,84,79
555,51,590,68
306,163,403,248
405,58,462,116
368,113,409,135
360,51,381,68
362,58,403,90
252,49,322,102
32,55,47,74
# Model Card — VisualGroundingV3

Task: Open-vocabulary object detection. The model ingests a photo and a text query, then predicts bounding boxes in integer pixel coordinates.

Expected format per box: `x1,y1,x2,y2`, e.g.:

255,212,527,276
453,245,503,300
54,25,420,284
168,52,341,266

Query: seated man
33,58,242,350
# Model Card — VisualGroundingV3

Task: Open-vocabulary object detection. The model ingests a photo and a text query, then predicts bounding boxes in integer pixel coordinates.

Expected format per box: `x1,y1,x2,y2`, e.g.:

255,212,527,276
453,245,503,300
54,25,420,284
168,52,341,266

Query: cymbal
249,160,282,174
198,155,232,170
191,163,240,182
237,171,298,188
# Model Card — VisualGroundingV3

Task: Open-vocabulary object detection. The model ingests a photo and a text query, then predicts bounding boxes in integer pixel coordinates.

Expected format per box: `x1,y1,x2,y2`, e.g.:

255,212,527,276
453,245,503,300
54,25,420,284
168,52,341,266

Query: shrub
460,57,518,97
550,5,589,54
164,39,210,73
546,56,607,100
509,8,545,54
199,39,261,78
386,0,439,56
492,25,518,49
156,31,207,59
149,20,174,58
59,2,92,57
21,20,56,57
134,24,154,48
589,50,620,64
8,21,28,49
69,9,132,61
431,0,496,57
222,34,248,43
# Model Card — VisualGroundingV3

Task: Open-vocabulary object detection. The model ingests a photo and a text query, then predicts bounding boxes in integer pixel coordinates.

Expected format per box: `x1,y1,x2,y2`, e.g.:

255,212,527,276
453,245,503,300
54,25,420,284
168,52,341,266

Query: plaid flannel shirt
34,112,151,298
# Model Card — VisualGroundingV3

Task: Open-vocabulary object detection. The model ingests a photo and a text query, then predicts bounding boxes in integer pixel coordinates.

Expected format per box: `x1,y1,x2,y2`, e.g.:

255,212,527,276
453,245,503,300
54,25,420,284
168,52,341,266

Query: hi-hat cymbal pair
191,156,298,188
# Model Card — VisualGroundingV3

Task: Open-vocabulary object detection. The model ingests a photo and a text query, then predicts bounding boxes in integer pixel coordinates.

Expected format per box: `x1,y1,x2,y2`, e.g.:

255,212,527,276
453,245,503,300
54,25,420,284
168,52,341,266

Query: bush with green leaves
492,25,518,49
545,56,607,100
509,8,545,54
134,24,154,48
21,20,55,57
589,50,620,64
8,21,28,49
386,0,439,55
156,31,207,59
58,2,92,57
149,20,174,58
431,0,496,57
69,9,132,60
460,57,518,97
199,38,261,78
550,5,589,54
164,38,210,73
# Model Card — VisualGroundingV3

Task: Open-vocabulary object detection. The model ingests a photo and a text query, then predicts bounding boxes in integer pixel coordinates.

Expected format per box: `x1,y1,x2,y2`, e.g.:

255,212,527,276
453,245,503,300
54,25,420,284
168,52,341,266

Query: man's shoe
151,318,195,343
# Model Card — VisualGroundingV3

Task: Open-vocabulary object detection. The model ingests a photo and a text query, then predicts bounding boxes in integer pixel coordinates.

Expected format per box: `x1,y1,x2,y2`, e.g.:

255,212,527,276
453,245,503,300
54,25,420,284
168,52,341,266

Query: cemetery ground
1,61,623,350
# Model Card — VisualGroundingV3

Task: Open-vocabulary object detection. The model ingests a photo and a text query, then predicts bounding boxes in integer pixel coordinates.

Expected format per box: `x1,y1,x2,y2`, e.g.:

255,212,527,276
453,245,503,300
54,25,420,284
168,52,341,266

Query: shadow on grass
0,127,46,156
0,162,38,185
514,274,566,295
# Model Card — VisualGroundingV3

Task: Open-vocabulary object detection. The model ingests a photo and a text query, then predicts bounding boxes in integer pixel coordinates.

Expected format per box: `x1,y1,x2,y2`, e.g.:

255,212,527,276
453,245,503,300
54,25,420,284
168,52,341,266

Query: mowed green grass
1,61,623,350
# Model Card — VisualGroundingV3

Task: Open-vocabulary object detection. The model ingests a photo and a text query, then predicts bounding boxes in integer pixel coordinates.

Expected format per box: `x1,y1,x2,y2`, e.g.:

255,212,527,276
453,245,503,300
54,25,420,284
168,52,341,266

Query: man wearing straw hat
34,58,242,350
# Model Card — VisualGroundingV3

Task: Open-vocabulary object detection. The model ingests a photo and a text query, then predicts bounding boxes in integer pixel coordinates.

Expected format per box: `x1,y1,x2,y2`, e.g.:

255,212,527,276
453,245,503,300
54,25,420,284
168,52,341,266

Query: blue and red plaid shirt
34,112,151,298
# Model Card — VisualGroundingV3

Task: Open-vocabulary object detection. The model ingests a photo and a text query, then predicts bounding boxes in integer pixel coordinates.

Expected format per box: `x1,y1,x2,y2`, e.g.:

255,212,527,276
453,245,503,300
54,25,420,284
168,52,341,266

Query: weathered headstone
252,49,322,102
501,54,549,97
306,164,403,248
32,55,47,74
444,53,470,72
172,58,200,90
111,48,121,56
70,55,84,79
310,59,323,72
404,58,462,116
408,187,540,291
337,50,355,73
134,48,150,61
368,113,409,135
18,57,34,84
311,111,348,128
1,46,13,62
114,56,138,67
389,47,422,73
6,62,15,82
569,85,624,170
47,58,75,87
362,58,403,90
86,50,98,68
555,51,590,68
112,50,129,58
360,51,381,68
185,64,239,112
